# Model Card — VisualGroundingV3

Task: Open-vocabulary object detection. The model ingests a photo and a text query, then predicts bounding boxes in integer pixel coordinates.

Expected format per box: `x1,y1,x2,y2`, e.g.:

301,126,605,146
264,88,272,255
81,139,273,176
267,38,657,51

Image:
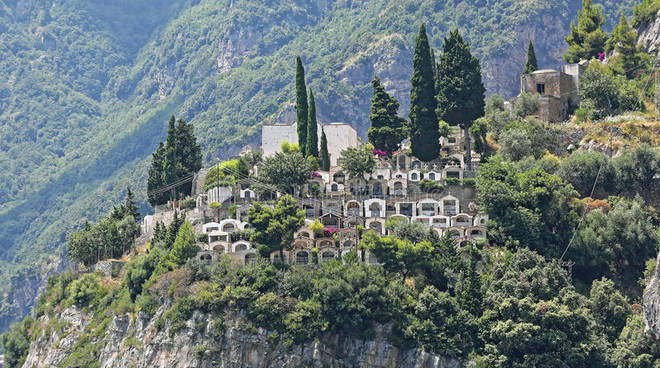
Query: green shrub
163,297,195,335
574,107,591,123
1,317,33,368
197,233,209,243
462,178,476,187
136,294,158,316
445,178,461,186
633,0,660,27
419,179,444,193
67,273,104,308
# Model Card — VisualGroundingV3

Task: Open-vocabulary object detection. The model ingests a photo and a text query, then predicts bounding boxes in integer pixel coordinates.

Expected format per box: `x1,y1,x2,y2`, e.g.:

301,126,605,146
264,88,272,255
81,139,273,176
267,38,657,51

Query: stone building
520,60,589,122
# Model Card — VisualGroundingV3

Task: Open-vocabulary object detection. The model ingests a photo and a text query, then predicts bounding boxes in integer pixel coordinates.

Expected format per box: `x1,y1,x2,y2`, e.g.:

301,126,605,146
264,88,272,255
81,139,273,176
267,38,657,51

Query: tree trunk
464,124,472,171
279,247,285,264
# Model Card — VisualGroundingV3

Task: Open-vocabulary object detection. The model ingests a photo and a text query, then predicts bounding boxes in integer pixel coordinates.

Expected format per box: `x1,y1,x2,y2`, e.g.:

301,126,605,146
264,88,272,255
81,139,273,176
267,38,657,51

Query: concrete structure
520,60,589,122
322,122,360,166
191,120,488,266
261,123,299,157
261,122,360,166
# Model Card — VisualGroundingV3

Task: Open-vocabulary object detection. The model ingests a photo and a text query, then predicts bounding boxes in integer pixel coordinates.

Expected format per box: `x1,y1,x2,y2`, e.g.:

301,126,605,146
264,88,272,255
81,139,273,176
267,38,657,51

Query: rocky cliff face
644,253,660,339
637,10,660,56
22,306,461,368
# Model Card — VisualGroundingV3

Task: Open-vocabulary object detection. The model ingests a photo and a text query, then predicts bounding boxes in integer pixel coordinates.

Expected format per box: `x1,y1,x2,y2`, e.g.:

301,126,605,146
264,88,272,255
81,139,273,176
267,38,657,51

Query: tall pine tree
320,127,330,171
162,115,178,199
524,41,538,74
564,0,608,63
295,56,309,155
607,13,647,78
147,142,167,206
368,76,407,155
436,29,485,170
306,89,319,157
409,25,439,162
459,246,483,316
175,117,203,196
146,116,202,206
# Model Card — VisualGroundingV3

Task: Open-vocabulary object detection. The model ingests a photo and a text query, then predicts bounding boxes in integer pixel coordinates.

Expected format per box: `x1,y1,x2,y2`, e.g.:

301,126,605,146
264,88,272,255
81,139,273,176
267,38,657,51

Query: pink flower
598,53,605,61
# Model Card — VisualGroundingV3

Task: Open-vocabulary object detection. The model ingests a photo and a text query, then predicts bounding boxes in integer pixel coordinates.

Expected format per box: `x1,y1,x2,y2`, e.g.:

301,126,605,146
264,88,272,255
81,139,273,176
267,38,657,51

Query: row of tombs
204,152,470,205
193,198,488,266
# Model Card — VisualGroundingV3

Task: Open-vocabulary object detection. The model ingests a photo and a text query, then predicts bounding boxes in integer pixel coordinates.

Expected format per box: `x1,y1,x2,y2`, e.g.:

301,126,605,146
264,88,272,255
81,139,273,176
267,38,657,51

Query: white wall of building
261,122,360,166
262,123,299,157
323,123,359,167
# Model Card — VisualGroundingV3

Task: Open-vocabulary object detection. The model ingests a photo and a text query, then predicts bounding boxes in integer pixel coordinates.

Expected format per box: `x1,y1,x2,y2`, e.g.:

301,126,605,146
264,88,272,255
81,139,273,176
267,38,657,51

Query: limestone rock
644,252,660,339
22,307,462,368
637,10,660,56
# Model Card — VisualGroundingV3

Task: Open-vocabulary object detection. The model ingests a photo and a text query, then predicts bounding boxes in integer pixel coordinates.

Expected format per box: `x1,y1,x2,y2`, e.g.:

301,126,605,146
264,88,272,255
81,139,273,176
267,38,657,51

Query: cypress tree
430,48,438,79
146,116,203,206
147,142,166,206
409,24,439,162
459,246,483,316
295,56,308,155
524,41,538,74
564,0,608,63
320,127,330,171
174,118,203,196
368,76,407,155
436,29,485,170
163,115,178,200
306,89,319,157
123,187,140,221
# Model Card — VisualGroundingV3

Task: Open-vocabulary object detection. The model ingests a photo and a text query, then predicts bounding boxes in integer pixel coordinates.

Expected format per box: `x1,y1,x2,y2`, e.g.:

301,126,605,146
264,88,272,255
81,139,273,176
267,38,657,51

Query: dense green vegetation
4,216,658,367
306,90,319,158
67,188,141,266
319,128,330,171
247,195,305,260
203,158,250,190
632,0,660,27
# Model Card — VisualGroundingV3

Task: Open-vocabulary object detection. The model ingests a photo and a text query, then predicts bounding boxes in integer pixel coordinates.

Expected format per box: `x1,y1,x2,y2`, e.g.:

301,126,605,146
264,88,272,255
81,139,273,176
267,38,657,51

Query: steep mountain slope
0,0,637,333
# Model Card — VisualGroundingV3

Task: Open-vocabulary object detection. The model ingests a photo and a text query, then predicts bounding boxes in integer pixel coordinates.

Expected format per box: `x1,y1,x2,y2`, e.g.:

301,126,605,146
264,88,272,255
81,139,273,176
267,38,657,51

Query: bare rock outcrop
644,252,660,339
637,10,660,56
22,307,462,368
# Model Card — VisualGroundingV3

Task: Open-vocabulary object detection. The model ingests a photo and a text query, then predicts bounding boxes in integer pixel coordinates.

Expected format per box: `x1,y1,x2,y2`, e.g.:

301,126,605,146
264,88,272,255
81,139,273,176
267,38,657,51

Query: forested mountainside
0,0,639,334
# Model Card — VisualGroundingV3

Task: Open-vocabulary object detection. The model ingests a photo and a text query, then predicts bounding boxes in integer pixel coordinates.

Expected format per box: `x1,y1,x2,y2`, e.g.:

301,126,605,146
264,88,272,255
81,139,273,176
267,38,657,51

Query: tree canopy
476,157,580,257
339,146,376,179
436,28,485,168
296,56,309,155
247,195,305,260
67,189,141,266
409,25,439,162
607,13,648,78
306,89,319,158
564,0,608,63
320,128,330,171
255,150,314,194
367,76,407,155
147,115,202,206
523,40,538,74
